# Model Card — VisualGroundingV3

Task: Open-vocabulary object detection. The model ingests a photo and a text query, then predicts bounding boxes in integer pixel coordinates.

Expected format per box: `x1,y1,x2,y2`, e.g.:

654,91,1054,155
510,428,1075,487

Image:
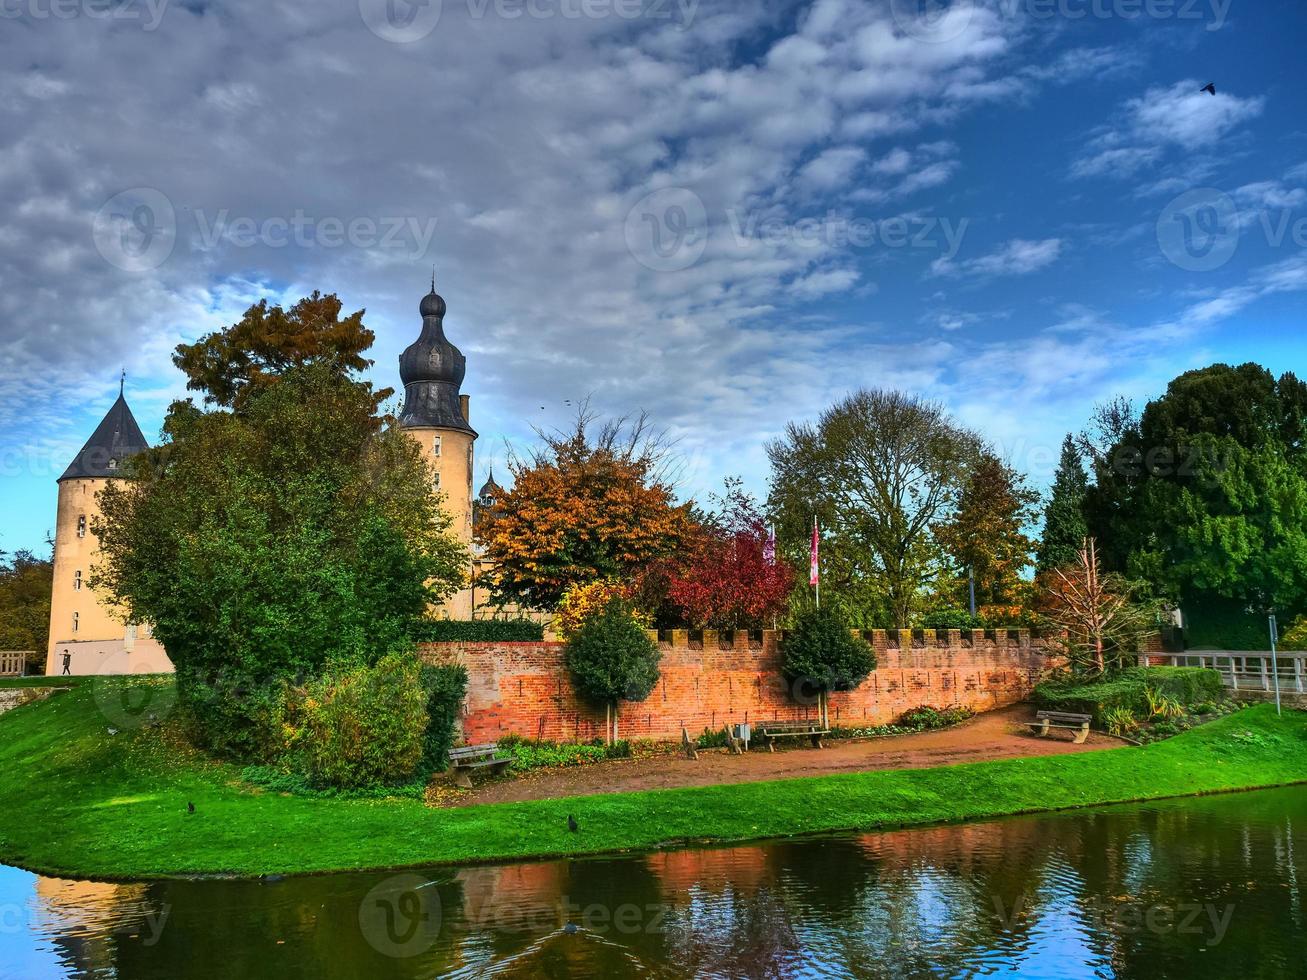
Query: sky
2,0,1305,555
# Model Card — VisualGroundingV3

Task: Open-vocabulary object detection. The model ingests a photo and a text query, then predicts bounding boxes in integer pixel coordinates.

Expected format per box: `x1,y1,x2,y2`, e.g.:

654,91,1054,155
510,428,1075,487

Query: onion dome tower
399,276,477,618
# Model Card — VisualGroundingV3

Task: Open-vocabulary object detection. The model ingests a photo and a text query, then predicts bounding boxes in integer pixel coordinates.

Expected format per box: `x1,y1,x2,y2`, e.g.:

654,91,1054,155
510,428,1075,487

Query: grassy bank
2,680,1306,881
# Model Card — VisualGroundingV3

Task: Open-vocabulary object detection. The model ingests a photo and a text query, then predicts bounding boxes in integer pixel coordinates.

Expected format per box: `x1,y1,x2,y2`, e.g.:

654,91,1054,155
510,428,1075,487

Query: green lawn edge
2,683,1305,882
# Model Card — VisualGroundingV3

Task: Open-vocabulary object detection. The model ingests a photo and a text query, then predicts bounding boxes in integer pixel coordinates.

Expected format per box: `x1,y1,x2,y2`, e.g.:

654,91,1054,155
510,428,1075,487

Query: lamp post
1270,614,1282,716
968,568,976,618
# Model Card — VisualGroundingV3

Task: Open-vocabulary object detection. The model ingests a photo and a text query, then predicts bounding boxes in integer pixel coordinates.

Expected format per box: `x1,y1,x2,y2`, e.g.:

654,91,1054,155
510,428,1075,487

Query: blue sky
2,0,1305,555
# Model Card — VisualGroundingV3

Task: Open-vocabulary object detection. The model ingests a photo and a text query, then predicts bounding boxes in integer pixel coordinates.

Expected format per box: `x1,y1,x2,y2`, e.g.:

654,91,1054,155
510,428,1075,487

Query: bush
781,606,877,693
1102,705,1140,737
896,705,975,731
418,663,468,773
178,670,289,762
917,608,980,630
410,619,544,643
565,599,661,708
289,652,428,789
497,735,631,771
1032,666,1222,724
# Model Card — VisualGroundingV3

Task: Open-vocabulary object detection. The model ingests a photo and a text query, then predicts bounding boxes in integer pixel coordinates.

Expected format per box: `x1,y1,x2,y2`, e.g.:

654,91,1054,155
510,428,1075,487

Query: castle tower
46,382,171,675
399,278,477,618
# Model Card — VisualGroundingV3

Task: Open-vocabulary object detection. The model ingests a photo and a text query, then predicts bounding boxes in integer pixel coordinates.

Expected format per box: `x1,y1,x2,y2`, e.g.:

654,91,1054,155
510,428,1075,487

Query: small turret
398,276,476,435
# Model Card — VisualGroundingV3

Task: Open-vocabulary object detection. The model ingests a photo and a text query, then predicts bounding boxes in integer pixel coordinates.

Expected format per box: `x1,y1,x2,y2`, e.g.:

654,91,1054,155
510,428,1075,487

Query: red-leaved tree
666,479,793,629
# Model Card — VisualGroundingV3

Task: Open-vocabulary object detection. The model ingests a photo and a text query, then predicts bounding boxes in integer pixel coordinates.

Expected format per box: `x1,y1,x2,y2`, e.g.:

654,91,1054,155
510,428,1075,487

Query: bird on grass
1201,82,1216,95
106,728,118,736
187,801,195,814
567,814,579,833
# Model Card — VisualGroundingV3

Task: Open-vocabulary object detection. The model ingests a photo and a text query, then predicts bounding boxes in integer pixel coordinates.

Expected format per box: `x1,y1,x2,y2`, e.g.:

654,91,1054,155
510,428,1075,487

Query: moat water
3,785,1306,978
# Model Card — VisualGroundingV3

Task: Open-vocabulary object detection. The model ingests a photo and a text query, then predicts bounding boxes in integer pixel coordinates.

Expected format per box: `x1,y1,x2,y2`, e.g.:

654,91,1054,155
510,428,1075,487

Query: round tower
399,278,477,618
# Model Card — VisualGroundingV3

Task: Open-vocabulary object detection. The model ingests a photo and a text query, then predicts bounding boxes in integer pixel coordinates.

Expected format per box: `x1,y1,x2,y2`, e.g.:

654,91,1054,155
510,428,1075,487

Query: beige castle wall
407,410,476,620
45,478,175,676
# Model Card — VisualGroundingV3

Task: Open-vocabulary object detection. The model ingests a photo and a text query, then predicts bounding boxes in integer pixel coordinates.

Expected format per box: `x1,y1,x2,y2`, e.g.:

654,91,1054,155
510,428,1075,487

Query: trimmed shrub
418,663,468,774
497,735,631,771
565,599,661,707
410,619,544,643
918,608,980,630
782,606,877,693
1032,666,1222,724
289,652,428,789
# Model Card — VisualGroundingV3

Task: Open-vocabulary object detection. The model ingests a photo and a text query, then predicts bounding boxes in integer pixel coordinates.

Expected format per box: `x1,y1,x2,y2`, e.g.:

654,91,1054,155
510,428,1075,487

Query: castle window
433,435,442,457
107,458,118,470
74,570,82,591
77,515,87,538
433,471,442,490
72,612,79,633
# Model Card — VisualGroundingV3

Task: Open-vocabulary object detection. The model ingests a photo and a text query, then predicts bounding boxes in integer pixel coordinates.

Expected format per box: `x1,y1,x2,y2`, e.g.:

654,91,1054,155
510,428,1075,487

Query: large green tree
934,454,1038,610
767,389,982,627
1085,363,1307,617
1036,435,1090,574
0,548,53,670
95,308,466,756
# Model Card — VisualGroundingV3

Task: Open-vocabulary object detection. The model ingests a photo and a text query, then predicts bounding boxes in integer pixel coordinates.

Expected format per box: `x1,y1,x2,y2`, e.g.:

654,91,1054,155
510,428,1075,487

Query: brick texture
418,628,1061,743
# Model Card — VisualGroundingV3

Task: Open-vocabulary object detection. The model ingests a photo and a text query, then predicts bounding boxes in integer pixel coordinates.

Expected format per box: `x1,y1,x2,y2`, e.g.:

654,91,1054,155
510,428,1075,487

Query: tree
767,389,983,627
1084,364,1307,617
475,406,699,609
780,605,876,726
92,365,467,757
1042,539,1158,674
172,291,392,411
1036,435,1089,574
665,478,794,629
564,598,661,743
934,454,1038,610
0,548,53,671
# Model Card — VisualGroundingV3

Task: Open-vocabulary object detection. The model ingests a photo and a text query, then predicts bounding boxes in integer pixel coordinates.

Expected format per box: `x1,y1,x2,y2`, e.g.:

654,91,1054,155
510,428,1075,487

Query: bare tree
1043,538,1156,674
1075,395,1137,471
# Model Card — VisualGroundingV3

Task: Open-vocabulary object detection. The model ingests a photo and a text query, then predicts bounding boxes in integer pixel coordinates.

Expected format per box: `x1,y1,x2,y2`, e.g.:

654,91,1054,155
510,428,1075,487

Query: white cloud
930,238,1063,279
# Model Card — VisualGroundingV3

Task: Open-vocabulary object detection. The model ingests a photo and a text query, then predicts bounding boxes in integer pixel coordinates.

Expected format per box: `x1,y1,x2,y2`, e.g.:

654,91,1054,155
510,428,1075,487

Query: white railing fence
1150,651,1307,693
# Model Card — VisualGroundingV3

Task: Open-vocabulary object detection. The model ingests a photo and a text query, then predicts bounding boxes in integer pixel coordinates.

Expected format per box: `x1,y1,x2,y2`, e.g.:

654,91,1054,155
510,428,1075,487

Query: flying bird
567,814,579,833
1201,82,1216,95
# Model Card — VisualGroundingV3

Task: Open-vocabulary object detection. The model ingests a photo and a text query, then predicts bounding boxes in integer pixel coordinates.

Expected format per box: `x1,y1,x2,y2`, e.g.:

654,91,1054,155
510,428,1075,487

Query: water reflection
3,786,1306,978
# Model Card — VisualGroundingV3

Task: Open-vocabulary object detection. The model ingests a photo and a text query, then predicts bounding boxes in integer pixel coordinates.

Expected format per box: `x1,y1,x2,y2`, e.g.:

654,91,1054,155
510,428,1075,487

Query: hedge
1033,666,1223,724
418,663,469,772
410,618,544,643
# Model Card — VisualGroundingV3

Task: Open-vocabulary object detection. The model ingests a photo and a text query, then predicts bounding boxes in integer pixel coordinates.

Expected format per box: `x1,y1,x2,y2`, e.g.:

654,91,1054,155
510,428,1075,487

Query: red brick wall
418,628,1059,743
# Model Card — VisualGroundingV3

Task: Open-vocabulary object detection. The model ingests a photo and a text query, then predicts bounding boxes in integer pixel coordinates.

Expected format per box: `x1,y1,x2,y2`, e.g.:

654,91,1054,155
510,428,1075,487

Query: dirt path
439,704,1120,807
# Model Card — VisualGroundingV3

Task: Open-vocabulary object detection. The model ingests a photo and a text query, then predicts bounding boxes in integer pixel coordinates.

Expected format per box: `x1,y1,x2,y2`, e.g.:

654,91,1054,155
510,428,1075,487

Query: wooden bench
755,720,830,752
1027,710,1092,744
448,742,513,788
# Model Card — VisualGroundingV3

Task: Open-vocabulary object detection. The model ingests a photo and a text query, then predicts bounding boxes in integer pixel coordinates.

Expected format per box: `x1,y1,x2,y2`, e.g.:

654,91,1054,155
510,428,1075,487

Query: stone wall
418,628,1057,743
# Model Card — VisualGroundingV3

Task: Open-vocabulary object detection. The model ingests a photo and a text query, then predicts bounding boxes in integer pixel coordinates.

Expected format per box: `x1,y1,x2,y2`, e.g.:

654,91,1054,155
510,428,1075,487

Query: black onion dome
399,283,476,435
478,468,502,502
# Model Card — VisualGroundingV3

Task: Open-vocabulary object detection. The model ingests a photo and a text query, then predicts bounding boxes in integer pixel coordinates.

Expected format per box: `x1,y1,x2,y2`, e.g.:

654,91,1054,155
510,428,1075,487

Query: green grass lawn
2,679,1306,881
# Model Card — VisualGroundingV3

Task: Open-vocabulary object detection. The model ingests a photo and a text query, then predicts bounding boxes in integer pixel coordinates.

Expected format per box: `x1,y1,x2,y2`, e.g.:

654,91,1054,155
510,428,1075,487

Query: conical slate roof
59,393,149,481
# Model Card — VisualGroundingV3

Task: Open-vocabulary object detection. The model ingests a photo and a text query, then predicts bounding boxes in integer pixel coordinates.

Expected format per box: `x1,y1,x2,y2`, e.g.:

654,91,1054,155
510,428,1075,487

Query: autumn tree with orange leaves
474,407,700,610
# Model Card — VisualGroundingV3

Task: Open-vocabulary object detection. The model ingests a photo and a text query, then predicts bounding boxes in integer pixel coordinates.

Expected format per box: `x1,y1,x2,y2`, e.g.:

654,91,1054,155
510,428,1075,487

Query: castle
45,281,498,676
